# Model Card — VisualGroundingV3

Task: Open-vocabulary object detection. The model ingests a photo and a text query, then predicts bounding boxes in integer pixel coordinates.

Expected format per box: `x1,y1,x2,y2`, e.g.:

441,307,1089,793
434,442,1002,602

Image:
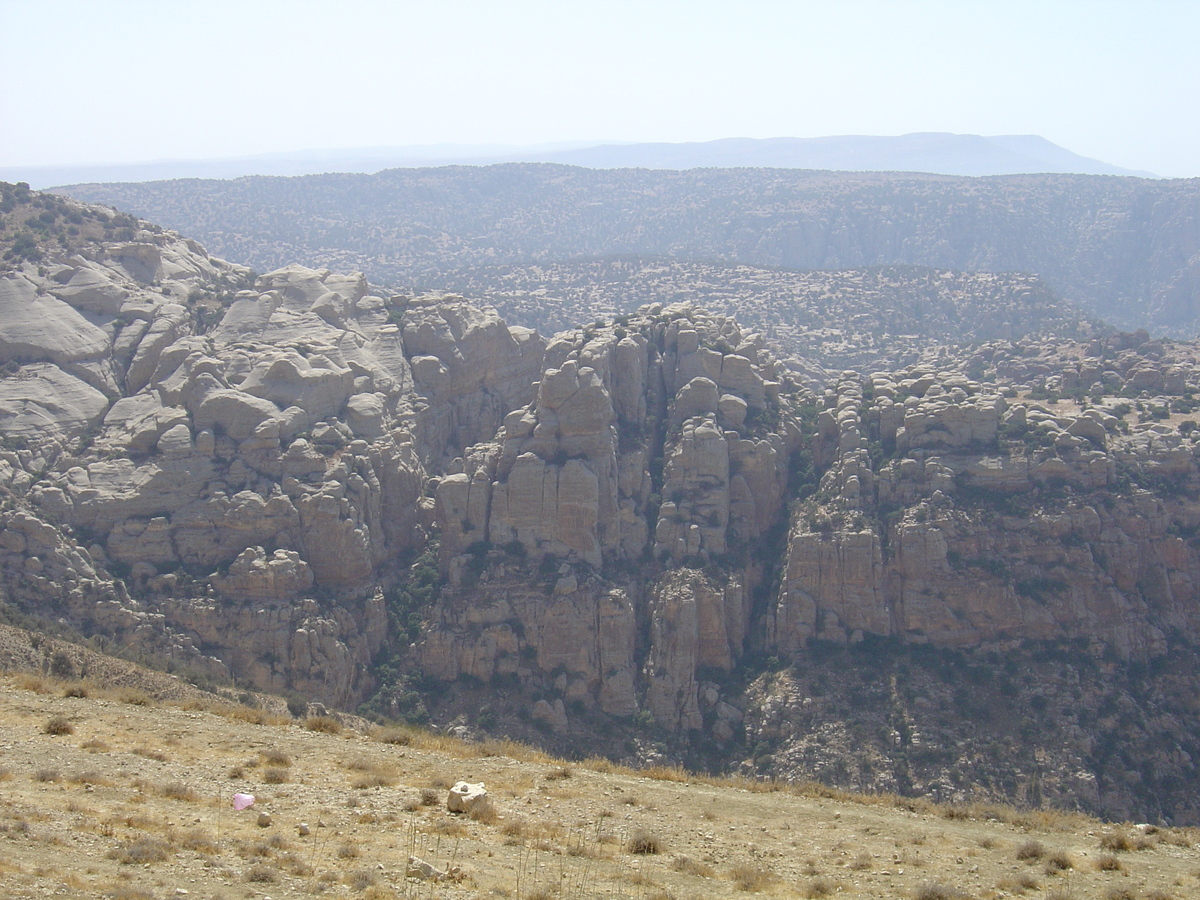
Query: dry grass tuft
14,673,48,692
260,748,292,767
1096,853,1124,872
913,882,968,900
132,746,168,762
1015,839,1046,861
628,829,662,855
470,802,499,825
804,876,836,899
62,683,89,698
544,765,573,781
997,873,1039,894
107,838,172,865
157,781,198,802
850,851,873,870
68,770,110,786
218,705,288,726
433,818,468,837
263,767,290,784
672,855,714,878
43,716,73,735
336,841,361,859
117,688,152,706
345,867,378,890
1100,831,1134,851
1043,850,1073,873
306,715,342,734
372,725,413,745
245,863,279,883
643,764,689,783
103,887,156,900
730,864,776,891
179,829,219,855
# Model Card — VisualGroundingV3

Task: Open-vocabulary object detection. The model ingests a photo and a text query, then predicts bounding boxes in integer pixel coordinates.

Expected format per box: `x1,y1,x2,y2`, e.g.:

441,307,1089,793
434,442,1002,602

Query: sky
2,0,1198,178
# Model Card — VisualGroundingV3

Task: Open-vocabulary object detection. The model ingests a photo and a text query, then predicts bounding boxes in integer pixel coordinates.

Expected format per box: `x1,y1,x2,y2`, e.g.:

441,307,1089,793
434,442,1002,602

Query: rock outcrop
422,304,801,736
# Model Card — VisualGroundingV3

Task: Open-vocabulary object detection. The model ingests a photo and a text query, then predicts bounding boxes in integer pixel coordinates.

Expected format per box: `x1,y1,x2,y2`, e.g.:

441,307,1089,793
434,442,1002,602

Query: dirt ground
1,670,1198,900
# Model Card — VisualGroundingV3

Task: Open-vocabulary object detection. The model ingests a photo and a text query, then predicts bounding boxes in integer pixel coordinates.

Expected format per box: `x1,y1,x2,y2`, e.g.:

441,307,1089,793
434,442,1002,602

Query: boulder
446,782,490,815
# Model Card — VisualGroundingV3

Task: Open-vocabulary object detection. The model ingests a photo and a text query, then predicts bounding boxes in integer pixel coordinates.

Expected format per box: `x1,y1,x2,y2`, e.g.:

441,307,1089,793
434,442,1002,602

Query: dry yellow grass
0,668,1198,899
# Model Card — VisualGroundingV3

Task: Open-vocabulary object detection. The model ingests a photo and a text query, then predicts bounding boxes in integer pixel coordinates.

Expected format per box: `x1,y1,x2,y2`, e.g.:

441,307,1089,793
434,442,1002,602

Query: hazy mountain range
5,133,1152,189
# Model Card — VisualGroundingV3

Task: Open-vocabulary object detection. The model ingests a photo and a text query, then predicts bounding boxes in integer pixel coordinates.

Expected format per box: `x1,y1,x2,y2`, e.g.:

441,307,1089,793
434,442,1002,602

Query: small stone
297,823,310,836
256,812,272,828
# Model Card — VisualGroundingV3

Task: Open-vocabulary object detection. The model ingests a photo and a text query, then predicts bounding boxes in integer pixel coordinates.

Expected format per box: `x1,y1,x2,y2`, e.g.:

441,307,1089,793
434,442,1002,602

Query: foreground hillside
58,165,1200,334
1,639,1197,900
6,181,1200,824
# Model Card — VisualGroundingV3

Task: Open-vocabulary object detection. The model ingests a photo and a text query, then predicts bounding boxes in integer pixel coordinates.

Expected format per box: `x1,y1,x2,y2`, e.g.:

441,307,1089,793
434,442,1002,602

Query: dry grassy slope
1,652,1198,899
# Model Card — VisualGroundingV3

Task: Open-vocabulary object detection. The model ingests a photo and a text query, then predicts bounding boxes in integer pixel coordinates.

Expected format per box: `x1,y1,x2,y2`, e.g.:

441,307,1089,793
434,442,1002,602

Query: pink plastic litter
232,792,255,810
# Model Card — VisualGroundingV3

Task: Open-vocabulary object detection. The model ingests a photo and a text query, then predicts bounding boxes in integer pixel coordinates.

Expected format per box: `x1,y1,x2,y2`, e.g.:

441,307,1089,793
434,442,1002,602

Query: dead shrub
81,738,110,752
263,767,290,784
35,768,61,783
628,829,662,855
337,841,361,859
133,746,168,762
43,716,73,735
305,715,342,734
1016,840,1046,861
850,852,872,871
730,864,775,891
419,788,440,806
1096,854,1124,872
62,683,89,698
469,802,499,825
117,688,152,706
545,766,573,781
1105,889,1137,900
804,877,836,899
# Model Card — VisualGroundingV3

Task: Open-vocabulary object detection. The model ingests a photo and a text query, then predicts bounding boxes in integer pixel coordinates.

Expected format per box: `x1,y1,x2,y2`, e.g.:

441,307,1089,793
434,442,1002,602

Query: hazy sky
2,0,1198,177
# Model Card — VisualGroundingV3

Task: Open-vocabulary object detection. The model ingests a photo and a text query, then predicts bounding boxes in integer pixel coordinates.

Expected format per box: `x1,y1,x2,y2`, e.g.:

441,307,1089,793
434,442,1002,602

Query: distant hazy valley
60,164,1200,336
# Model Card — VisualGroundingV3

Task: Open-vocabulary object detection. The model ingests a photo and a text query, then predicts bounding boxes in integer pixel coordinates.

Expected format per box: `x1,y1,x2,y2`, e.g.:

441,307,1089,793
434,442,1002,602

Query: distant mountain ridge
5,133,1149,188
